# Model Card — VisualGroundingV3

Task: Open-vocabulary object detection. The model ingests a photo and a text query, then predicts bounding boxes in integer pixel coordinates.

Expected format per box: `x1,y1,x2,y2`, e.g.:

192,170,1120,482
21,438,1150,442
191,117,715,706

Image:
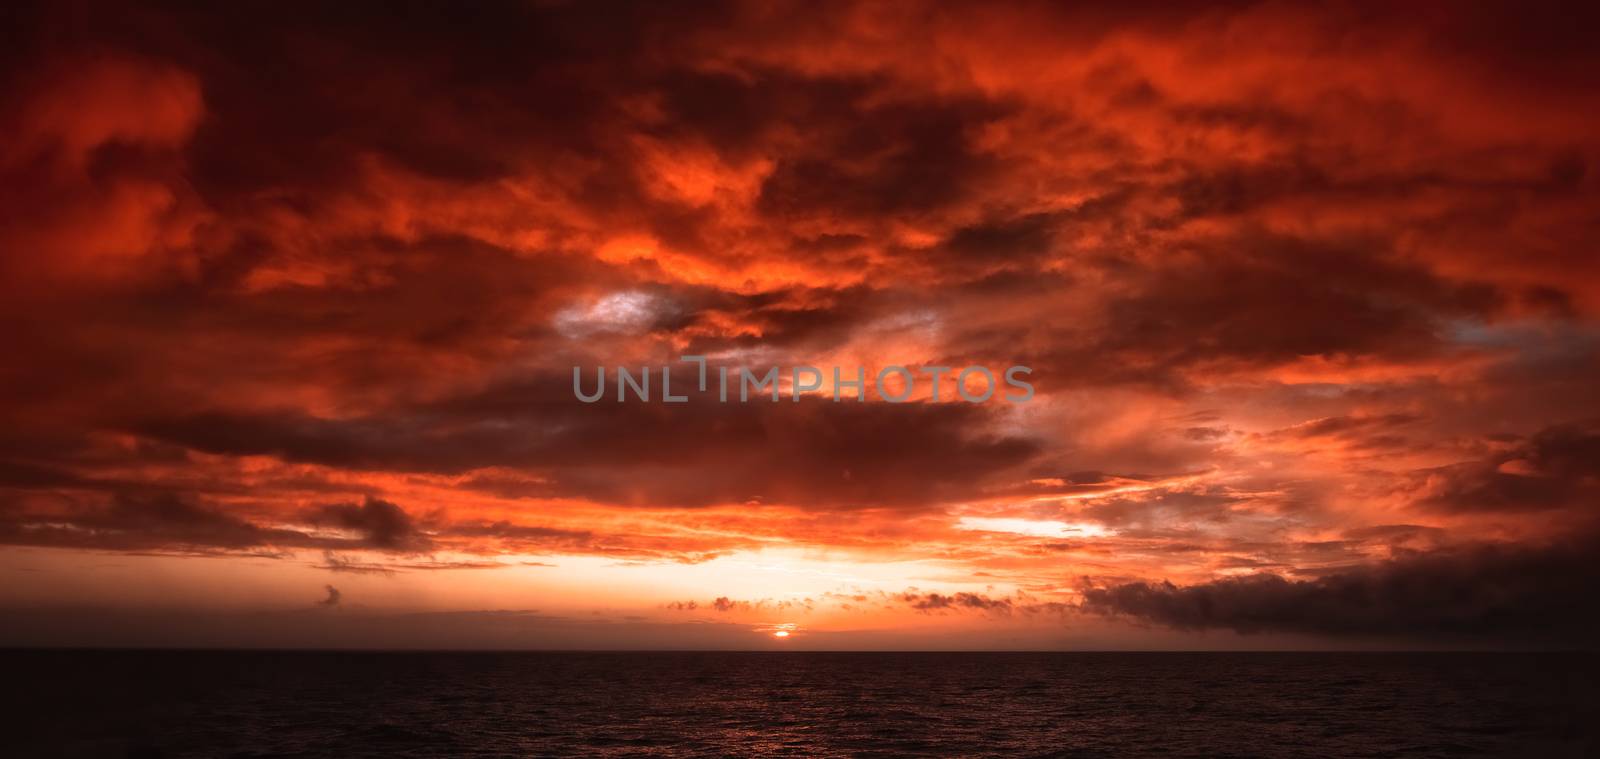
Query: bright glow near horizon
954,517,1112,539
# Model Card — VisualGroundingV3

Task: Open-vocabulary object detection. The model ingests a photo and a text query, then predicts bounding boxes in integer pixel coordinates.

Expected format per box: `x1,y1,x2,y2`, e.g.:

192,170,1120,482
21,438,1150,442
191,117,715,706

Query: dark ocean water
1,651,1596,758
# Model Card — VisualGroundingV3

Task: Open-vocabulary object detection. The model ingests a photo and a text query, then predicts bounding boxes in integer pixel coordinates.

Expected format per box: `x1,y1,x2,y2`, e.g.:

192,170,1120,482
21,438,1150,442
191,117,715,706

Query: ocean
2,651,1595,757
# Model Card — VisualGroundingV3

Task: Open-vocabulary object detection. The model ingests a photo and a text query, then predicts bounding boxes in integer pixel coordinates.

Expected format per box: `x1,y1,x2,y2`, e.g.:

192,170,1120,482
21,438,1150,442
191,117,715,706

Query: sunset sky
2,0,1598,650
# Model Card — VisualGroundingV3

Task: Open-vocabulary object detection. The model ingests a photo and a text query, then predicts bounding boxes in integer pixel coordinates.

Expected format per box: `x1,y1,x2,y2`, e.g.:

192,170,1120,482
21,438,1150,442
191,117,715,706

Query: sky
1,0,1598,650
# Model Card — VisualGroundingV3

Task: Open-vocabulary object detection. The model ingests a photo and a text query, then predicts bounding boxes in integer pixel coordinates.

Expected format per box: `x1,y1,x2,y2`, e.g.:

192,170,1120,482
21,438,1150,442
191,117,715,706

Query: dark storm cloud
756,92,1015,221
1069,234,1500,383
1415,422,1600,513
0,492,293,552
56,0,734,186
1081,530,1600,644
940,213,1063,264
0,487,730,563
134,388,1039,509
0,459,92,489
303,496,428,551
0,491,432,555
444,521,595,545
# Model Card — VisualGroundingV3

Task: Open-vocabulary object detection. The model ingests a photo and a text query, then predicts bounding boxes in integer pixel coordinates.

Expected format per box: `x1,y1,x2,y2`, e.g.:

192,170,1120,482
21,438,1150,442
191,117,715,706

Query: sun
766,623,798,639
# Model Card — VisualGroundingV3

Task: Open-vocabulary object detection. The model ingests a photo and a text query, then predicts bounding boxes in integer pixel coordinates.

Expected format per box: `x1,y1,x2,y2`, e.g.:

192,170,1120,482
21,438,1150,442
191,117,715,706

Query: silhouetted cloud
135,395,1039,509
304,497,429,550
1081,531,1600,644
1413,422,1600,513
902,592,1015,614
317,585,341,607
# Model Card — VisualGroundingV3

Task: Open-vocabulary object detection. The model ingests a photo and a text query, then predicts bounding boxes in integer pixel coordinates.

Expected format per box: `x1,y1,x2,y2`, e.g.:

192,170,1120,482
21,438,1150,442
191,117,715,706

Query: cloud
304,497,429,551
0,0,1598,647
665,596,815,614
314,552,396,576
902,591,1015,614
317,585,341,607
664,589,1074,618
0,492,294,553
1413,421,1600,513
1080,530,1600,644
0,492,433,557
133,391,1039,509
